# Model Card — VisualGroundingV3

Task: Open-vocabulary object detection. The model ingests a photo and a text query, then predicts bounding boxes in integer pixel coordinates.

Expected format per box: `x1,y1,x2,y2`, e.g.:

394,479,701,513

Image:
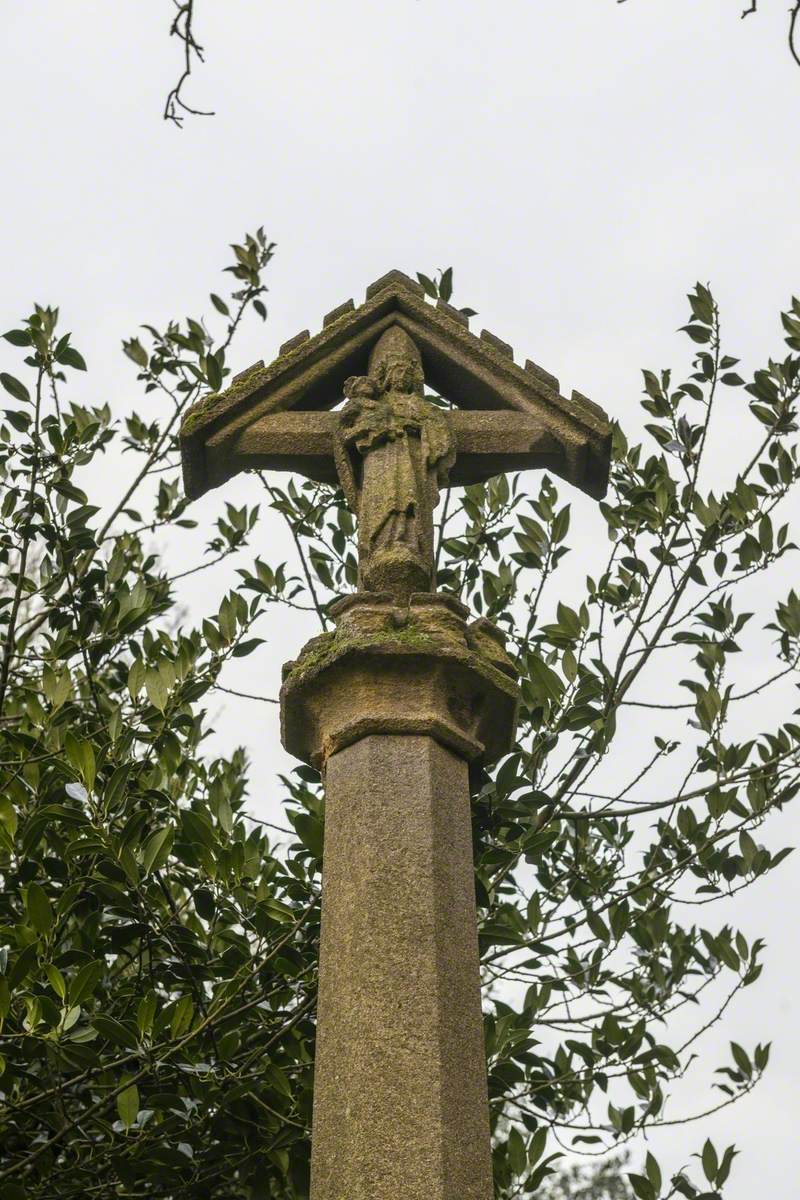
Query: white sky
2,1,799,1194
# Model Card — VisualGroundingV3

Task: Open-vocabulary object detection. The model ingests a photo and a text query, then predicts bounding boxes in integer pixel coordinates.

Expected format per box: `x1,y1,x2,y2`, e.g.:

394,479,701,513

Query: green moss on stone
181,362,273,437
285,620,442,685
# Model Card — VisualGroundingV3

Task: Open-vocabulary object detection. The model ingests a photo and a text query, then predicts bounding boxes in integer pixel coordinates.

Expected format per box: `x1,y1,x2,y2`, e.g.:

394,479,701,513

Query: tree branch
163,1,214,126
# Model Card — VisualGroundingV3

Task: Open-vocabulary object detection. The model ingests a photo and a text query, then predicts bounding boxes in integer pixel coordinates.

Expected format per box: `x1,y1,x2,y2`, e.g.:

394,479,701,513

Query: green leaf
701,1139,718,1182
80,742,96,791
45,963,66,1000
292,813,324,859
0,373,30,403
0,796,18,839
170,994,194,1038
8,943,38,988
217,797,233,835
5,409,30,433
681,324,712,344
2,329,31,346
264,1063,292,1097
93,1015,138,1048
123,337,149,368
145,666,169,712
62,1005,81,1032
128,658,145,701
628,1174,656,1200
59,346,87,371
586,909,610,943
508,1126,526,1175
528,1128,547,1165
645,1151,663,1192
70,959,104,1006
730,1041,752,1078
205,352,223,392
26,882,53,934
117,1081,139,1129
64,732,96,790
42,665,72,709
194,887,215,920
142,826,173,875
210,293,230,316
137,990,157,1036
231,637,265,657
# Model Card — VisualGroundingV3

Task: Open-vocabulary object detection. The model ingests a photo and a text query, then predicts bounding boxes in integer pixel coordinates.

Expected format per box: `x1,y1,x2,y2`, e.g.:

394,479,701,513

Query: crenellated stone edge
180,268,608,445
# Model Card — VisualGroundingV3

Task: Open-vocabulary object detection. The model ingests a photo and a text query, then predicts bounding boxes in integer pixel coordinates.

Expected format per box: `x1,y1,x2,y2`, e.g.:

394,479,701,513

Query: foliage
0,234,799,1198
539,1152,633,1199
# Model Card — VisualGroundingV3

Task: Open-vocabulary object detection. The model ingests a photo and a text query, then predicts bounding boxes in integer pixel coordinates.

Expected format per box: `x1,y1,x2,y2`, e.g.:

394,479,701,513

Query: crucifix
181,270,611,1200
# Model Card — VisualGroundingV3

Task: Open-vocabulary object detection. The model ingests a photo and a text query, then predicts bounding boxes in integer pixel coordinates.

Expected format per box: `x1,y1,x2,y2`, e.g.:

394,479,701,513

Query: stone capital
280,592,519,770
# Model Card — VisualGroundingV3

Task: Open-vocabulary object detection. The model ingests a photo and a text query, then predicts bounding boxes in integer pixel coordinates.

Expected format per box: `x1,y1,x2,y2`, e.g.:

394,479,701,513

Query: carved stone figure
333,326,455,598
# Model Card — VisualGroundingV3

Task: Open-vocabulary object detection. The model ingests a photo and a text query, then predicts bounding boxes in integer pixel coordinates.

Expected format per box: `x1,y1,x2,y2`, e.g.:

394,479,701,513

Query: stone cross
181,271,611,1200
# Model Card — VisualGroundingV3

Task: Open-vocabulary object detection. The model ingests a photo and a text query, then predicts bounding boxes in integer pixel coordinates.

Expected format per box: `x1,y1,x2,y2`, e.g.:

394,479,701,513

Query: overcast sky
2,1,799,1194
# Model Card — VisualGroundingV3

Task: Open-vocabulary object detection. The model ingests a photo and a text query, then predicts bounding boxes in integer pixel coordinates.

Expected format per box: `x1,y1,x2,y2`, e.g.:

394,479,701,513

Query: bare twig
213,682,278,704
791,1,800,67
260,473,330,630
623,0,800,70
164,1,214,126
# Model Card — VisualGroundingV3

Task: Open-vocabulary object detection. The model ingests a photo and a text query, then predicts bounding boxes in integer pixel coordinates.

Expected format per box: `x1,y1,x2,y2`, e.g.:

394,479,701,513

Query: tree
0,233,798,1198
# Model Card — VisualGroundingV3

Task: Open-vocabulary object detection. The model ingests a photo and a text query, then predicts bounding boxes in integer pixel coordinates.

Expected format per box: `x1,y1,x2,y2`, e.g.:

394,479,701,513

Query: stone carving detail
333,326,455,598
280,591,519,771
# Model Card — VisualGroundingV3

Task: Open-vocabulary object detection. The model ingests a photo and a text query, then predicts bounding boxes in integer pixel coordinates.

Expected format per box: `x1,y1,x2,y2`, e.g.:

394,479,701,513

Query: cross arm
194,408,588,497
200,410,341,492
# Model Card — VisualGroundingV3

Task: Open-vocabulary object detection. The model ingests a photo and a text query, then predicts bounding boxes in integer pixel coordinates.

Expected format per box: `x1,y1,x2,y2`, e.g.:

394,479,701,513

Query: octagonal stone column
280,592,519,1200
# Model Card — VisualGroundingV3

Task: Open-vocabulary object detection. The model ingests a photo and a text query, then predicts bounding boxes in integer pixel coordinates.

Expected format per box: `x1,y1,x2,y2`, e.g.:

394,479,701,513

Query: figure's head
368,325,424,396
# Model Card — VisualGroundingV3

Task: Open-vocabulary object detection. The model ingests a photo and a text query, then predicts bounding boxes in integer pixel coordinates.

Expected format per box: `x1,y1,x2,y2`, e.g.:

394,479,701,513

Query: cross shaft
180,270,612,1200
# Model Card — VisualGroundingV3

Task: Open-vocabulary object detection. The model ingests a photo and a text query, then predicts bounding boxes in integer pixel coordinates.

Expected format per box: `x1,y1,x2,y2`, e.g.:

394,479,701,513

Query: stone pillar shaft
309,734,493,1200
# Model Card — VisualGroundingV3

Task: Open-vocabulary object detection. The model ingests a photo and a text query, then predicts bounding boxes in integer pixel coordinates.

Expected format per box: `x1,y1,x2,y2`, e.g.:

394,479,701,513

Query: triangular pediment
180,269,611,501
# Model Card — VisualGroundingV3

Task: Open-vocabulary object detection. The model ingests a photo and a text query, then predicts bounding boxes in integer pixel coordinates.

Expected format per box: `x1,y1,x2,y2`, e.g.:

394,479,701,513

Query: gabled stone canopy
180,268,611,502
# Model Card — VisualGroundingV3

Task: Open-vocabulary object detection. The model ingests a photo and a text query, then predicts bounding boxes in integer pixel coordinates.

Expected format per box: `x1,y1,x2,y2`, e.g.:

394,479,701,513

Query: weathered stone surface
525,357,559,393
322,298,355,327
278,329,310,356
199,403,568,493
310,734,493,1200
232,359,264,385
334,326,454,597
437,298,469,327
365,268,425,299
179,269,611,503
281,591,519,769
480,328,514,358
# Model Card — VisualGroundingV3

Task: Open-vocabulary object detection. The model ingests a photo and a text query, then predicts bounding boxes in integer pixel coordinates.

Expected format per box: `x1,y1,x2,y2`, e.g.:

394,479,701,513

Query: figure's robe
336,380,454,595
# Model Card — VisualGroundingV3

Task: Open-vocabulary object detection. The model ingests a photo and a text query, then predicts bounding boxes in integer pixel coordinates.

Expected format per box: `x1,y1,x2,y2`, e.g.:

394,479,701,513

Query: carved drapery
333,326,455,598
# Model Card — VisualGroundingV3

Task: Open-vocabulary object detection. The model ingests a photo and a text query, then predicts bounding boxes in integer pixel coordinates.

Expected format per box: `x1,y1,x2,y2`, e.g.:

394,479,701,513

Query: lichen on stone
284,618,445,685
181,361,272,436
282,606,519,698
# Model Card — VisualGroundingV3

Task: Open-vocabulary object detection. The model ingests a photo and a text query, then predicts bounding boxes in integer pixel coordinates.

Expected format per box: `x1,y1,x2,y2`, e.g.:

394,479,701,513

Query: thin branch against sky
164,0,214,125
162,0,800,127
